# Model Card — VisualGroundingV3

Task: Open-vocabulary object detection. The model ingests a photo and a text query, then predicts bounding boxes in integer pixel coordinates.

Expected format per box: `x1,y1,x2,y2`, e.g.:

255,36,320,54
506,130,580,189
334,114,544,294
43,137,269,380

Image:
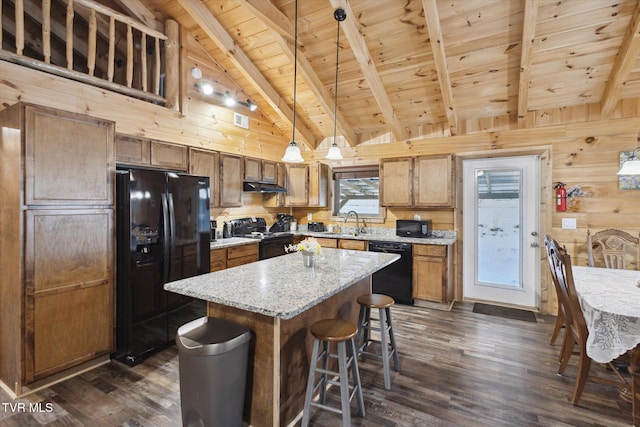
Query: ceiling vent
234,112,249,129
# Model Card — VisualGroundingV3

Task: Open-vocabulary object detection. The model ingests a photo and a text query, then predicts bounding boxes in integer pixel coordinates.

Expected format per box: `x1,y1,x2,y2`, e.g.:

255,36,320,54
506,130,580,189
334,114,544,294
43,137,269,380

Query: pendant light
617,132,640,175
281,0,304,163
326,8,346,161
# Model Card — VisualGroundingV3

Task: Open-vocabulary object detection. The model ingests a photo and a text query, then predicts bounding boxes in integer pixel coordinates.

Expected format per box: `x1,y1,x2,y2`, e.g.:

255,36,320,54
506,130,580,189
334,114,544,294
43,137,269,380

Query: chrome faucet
344,210,360,236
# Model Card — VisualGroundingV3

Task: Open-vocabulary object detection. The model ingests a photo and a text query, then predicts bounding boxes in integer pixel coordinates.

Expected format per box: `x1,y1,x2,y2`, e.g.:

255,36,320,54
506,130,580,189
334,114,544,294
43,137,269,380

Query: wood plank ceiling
19,0,640,153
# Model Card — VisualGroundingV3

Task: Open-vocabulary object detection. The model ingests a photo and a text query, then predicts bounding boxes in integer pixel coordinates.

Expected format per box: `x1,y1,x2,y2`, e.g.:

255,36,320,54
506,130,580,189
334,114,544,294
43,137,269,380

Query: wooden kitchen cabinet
227,244,259,268
244,158,278,184
115,134,188,171
190,148,220,208
210,248,227,272
314,237,338,248
262,160,278,183
412,244,452,304
286,164,309,206
244,157,262,181
338,239,367,251
210,243,259,271
380,157,413,207
220,153,244,207
414,154,455,208
284,162,330,207
0,103,115,395
308,162,329,207
380,154,454,208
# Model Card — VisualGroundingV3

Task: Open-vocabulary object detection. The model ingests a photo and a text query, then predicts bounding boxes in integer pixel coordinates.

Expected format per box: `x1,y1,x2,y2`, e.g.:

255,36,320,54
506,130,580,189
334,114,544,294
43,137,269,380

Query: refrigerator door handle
161,193,170,283
168,193,177,279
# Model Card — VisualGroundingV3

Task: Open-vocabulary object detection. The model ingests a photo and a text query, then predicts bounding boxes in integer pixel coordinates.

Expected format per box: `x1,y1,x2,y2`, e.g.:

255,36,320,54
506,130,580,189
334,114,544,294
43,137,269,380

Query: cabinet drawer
413,244,446,257
314,237,337,248
228,244,259,260
227,254,258,268
338,239,367,251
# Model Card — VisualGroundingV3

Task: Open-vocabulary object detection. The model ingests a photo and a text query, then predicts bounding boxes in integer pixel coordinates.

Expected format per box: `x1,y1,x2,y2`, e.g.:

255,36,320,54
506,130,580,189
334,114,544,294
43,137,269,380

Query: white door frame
453,147,553,313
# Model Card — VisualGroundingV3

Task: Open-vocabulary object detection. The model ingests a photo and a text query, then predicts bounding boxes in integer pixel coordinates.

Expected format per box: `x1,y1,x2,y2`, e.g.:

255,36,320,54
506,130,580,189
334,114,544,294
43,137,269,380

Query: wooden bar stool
302,318,365,427
355,293,400,390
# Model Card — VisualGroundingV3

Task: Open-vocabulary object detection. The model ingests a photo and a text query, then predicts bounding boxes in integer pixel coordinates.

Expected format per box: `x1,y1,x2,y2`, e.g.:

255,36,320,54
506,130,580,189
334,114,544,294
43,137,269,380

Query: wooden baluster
42,0,51,63
87,8,96,76
154,37,161,95
108,16,115,82
0,0,3,47
126,24,133,88
66,0,74,70
141,33,147,92
15,0,24,55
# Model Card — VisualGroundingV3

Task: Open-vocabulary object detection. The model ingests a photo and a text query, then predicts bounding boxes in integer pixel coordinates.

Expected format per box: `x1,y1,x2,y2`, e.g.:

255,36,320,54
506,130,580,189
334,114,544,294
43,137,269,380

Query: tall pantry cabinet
0,103,115,396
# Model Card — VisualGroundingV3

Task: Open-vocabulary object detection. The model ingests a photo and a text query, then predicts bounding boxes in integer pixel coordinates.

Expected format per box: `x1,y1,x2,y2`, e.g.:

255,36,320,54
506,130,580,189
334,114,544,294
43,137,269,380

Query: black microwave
396,219,432,238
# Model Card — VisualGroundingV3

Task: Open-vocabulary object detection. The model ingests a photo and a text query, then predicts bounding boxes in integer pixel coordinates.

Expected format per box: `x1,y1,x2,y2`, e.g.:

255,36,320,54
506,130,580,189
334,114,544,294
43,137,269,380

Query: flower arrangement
285,237,322,255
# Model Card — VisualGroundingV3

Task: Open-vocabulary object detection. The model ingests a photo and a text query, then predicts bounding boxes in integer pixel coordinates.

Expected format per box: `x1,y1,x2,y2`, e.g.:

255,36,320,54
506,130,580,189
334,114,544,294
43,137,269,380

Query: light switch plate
562,218,577,229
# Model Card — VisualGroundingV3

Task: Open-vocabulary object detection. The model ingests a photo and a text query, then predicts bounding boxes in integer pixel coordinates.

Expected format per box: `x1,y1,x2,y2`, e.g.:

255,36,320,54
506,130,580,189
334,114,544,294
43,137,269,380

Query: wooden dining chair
587,229,639,270
543,235,567,348
546,237,630,405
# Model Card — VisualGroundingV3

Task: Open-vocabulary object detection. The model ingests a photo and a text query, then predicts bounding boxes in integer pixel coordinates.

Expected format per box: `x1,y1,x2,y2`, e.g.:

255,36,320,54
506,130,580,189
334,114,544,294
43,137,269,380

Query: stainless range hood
243,181,287,193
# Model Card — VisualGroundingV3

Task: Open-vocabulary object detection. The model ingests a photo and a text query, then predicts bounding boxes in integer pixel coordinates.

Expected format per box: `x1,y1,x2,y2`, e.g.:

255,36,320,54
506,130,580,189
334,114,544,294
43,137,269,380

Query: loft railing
0,0,169,104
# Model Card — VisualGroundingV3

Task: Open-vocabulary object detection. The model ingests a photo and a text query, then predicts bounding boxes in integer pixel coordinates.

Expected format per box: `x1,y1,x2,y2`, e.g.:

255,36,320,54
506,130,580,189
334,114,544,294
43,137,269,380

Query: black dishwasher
368,241,413,305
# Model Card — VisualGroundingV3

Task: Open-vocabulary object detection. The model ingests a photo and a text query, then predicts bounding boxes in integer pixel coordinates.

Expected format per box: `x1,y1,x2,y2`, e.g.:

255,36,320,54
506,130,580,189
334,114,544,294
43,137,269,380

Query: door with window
462,156,540,309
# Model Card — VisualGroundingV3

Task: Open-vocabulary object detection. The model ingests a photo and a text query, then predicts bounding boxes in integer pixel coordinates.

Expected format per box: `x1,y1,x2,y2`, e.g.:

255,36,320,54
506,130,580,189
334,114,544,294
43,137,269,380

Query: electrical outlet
307,213,313,221
561,218,577,229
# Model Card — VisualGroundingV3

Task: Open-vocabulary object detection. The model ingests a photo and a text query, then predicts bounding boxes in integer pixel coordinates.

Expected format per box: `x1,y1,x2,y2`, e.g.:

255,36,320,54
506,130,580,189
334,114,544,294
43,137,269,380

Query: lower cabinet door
29,283,114,382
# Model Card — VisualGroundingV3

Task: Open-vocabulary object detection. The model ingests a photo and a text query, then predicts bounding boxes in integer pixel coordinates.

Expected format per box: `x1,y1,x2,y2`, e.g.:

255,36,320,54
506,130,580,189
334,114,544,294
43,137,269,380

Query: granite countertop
164,248,399,319
210,237,258,249
298,230,456,246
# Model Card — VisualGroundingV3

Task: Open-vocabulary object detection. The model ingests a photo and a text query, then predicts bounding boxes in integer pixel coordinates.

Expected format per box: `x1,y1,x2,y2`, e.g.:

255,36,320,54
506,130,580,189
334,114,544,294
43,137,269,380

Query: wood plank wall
1,60,639,315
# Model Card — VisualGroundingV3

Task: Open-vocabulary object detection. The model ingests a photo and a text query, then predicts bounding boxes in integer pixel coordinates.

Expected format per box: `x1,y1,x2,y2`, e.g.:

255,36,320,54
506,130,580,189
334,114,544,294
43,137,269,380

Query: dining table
572,265,640,426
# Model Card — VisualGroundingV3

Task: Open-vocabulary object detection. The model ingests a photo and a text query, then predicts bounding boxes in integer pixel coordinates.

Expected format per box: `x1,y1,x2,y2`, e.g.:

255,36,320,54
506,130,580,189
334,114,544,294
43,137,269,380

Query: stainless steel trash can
176,316,251,427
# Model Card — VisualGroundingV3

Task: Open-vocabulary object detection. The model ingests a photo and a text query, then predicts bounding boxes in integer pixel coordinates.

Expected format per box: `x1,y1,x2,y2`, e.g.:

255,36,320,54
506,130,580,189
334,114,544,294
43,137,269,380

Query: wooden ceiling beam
111,0,164,34
239,0,293,41
239,0,357,147
422,0,458,136
600,1,640,119
177,0,316,150
517,0,538,129
329,0,404,142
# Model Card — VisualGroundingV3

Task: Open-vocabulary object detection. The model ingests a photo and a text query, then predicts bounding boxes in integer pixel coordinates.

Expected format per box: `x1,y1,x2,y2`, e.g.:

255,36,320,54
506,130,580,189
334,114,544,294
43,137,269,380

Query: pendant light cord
291,0,298,143
333,12,340,144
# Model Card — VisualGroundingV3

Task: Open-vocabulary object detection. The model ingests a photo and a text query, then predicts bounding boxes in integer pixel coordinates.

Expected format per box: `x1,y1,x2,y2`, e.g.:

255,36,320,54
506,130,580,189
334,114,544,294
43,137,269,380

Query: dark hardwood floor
0,302,631,426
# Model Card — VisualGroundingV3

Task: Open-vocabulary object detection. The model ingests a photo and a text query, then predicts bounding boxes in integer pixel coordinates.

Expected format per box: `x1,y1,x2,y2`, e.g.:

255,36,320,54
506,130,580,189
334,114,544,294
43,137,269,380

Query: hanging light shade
326,8,346,161
617,148,640,175
282,0,304,163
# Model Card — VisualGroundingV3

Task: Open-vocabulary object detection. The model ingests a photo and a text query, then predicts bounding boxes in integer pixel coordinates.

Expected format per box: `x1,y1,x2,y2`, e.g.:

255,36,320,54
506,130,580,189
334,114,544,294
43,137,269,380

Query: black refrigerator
114,168,211,366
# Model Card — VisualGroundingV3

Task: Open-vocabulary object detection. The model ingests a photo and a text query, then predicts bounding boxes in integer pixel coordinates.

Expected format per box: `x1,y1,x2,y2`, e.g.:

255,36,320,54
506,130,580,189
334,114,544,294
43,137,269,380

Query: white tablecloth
572,266,640,363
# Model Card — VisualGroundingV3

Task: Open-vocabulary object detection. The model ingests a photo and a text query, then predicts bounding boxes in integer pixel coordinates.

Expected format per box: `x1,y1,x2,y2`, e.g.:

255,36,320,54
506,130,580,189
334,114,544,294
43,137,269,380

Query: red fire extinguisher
555,182,567,212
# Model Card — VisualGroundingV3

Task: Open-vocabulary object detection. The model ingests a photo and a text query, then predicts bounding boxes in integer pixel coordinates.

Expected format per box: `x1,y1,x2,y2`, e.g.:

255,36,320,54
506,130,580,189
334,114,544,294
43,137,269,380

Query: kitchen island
165,248,399,427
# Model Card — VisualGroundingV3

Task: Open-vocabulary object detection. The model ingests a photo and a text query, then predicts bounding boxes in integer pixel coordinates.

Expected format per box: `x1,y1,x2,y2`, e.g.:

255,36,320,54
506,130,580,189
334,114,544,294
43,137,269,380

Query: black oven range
229,217,294,260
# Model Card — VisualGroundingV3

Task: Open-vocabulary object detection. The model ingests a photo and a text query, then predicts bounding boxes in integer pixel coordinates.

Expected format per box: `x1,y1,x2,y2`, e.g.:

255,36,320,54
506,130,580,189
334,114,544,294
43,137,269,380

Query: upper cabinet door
380,157,413,207
244,157,262,181
190,148,220,208
262,160,277,184
285,164,308,206
25,105,114,206
219,154,243,207
150,141,188,171
308,162,329,207
414,154,455,208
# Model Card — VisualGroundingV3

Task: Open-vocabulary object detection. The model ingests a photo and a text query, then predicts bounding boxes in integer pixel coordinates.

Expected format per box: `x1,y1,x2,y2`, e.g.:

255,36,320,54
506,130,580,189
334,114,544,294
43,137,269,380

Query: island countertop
164,248,399,319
